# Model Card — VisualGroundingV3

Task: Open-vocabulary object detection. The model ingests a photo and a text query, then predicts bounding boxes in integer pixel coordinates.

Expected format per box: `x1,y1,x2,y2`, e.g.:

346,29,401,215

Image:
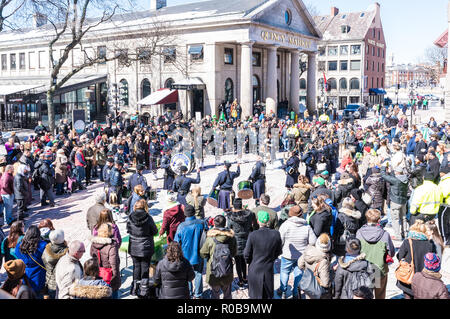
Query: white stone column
290,50,300,114
240,41,254,118
306,52,317,115
446,2,450,121
266,45,279,116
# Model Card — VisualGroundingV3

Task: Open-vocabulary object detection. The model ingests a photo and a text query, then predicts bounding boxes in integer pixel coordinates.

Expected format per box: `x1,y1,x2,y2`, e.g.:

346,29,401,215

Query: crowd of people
0,99,449,300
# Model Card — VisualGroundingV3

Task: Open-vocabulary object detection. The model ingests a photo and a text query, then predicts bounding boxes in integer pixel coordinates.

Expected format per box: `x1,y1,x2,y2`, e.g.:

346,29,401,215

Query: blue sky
134,0,448,65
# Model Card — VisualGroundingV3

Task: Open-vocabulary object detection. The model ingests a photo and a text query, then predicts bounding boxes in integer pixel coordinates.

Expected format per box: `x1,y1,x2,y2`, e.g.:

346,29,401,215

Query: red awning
137,88,178,105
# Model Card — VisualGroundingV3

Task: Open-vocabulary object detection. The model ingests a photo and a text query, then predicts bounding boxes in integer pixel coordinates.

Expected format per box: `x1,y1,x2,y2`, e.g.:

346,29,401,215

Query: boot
130,280,140,296
138,278,150,299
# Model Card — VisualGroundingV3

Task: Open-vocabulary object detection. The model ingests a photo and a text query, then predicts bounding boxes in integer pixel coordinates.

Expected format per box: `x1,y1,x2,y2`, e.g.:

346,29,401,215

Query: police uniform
212,164,240,210
128,165,148,193
249,161,266,200
301,148,317,183
102,159,114,189
172,169,201,206
160,152,175,190
108,161,124,204
283,154,300,189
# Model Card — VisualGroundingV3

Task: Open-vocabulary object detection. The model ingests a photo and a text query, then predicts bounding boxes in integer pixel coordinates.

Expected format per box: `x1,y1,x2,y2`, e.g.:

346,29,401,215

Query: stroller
66,164,78,193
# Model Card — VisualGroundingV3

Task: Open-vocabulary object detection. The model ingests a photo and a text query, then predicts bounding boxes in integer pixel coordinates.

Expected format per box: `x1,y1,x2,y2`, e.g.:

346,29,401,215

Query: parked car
343,103,365,120
423,94,440,101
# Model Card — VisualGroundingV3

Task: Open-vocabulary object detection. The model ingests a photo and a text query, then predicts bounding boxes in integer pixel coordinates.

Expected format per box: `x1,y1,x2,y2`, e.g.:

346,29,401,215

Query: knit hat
3,260,26,280
345,237,361,255
184,204,195,217
315,234,332,253
49,229,65,245
257,210,270,224
288,205,302,217
424,253,441,272
106,158,114,163
313,177,325,186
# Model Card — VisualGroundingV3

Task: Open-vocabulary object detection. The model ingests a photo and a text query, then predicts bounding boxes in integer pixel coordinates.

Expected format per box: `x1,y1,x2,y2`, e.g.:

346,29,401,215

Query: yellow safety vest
319,114,330,123
410,180,444,216
439,174,450,205
287,127,299,138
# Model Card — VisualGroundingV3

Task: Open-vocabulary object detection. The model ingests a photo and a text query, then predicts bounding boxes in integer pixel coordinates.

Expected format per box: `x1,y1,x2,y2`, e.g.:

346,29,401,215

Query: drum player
211,160,240,211
172,166,201,207
248,155,266,206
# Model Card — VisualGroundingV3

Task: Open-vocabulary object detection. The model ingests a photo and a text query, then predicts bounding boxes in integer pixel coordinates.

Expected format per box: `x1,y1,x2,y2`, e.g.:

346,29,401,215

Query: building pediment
249,0,321,40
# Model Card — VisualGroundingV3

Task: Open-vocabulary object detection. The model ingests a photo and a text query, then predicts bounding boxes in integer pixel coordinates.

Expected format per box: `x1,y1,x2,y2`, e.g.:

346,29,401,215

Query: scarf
407,230,428,241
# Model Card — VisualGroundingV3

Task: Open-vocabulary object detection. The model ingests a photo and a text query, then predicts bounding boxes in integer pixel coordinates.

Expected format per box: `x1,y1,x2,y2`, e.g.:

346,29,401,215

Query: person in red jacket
0,165,15,226
159,192,185,243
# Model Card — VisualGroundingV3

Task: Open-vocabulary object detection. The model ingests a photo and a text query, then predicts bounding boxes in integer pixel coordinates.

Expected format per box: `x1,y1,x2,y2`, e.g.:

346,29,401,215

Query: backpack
343,266,374,299
325,198,339,237
31,168,41,187
211,238,233,279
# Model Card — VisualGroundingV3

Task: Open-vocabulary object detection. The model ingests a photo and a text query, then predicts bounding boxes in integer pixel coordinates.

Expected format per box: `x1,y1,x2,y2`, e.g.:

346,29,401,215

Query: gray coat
13,173,28,200
41,242,68,292
86,203,106,231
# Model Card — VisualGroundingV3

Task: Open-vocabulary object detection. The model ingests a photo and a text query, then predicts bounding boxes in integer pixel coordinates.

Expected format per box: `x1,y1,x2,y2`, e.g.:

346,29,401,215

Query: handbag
299,262,325,299
97,250,113,285
395,238,415,285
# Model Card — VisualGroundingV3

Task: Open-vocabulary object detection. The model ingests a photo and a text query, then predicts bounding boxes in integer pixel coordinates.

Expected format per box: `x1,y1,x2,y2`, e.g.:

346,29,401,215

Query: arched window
253,75,260,104
141,78,151,99
119,79,128,107
225,78,233,103
327,78,337,90
318,78,324,90
164,78,174,89
299,78,306,90
350,78,360,90
339,78,348,90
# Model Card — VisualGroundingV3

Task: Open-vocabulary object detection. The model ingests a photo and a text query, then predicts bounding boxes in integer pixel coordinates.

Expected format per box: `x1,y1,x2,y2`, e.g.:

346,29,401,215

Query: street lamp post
409,82,415,125
395,83,399,106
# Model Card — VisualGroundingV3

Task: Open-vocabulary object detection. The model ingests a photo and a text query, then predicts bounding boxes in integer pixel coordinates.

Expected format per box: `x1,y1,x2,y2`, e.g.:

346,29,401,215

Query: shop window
252,52,261,67
188,45,203,61
10,53,16,70
225,78,233,102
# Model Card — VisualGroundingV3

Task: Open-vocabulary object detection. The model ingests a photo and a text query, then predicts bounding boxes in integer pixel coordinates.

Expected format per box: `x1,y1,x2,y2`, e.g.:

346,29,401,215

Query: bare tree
0,0,26,31
422,46,448,84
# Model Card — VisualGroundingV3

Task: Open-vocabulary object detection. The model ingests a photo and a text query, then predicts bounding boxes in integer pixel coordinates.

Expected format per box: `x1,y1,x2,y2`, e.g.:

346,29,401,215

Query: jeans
56,183,64,195
279,257,303,297
111,290,120,299
1,194,14,224
281,138,289,151
390,202,407,239
40,188,55,205
76,166,85,184
188,261,204,298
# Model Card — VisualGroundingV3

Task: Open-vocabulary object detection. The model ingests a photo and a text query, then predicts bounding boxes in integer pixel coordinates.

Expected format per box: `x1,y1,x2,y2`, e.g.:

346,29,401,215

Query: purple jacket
92,223,122,247
0,172,14,195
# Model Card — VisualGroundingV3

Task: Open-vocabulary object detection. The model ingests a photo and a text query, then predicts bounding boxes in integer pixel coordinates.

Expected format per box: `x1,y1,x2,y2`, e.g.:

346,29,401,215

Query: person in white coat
55,240,85,299
276,206,317,299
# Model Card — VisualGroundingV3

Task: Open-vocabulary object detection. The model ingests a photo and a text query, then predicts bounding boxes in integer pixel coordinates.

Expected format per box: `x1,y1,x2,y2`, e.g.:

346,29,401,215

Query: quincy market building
0,0,321,128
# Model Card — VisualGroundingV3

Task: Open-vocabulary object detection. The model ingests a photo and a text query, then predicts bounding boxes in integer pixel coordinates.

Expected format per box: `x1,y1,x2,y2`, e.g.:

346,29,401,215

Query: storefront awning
137,88,178,105
172,77,206,90
369,88,387,95
0,84,46,96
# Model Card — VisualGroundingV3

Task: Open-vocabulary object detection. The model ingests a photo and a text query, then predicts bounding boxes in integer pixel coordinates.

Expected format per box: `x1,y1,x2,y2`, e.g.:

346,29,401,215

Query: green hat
257,211,270,224
321,170,329,176
313,177,325,186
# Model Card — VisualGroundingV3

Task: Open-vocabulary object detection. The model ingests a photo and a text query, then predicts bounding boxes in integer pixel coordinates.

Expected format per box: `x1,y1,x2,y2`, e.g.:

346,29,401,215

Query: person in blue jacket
14,225,47,297
174,205,207,299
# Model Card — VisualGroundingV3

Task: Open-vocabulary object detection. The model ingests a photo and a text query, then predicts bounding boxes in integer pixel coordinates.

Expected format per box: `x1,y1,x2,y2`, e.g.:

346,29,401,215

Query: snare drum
237,180,253,199
207,189,220,207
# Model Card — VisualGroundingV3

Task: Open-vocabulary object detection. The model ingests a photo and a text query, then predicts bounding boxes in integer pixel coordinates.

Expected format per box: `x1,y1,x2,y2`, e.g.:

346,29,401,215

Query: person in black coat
244,211,282,299
396,220,437,299
172,166,201,206
154,241,195,299
283,151,300,189
309,195,333,238
333,172,356,205
248,157,266,206
126,199,158,297
212,161,240,211
226,198,255,288
301,146,317,183
426,151,441,184
160,148,175,190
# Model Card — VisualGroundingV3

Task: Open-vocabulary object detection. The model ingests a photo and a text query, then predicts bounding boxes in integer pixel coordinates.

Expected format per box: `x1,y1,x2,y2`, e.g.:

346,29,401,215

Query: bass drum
170,152,196,176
